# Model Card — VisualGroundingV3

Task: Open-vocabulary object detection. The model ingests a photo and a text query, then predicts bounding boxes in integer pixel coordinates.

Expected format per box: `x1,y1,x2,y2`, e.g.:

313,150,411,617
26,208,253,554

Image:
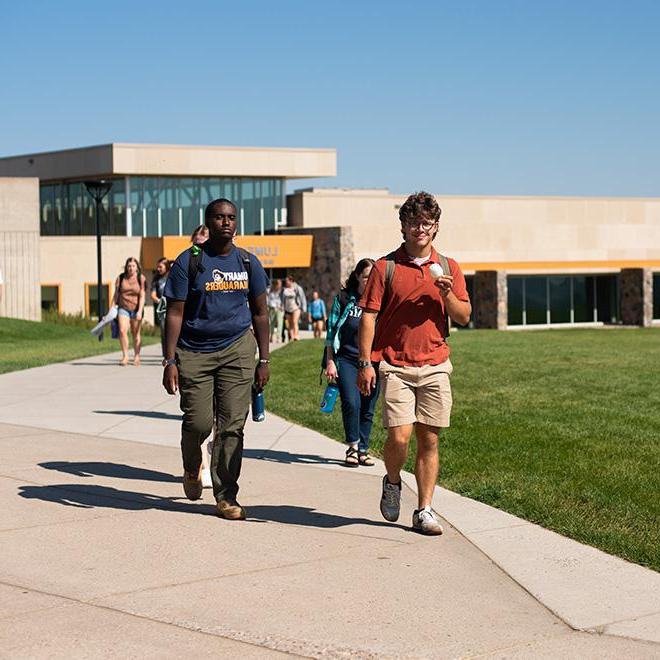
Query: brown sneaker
182,466,203,501
216,499,246,520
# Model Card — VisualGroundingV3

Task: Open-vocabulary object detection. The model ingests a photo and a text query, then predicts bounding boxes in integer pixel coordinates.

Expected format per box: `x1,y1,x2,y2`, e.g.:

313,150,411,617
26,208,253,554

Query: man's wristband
357,360,372,370
162,358,176,368
258,358,270,364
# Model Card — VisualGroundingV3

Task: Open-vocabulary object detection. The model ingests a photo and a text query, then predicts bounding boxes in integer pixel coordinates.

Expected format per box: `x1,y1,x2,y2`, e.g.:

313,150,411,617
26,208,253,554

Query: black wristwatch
357,360,372,370
162,358,176,368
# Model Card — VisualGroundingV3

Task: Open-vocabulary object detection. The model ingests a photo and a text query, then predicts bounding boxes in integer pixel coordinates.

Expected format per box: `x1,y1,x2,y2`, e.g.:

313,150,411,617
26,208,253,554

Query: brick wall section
280,226,354,309
620,268,653,327
473,270,507,329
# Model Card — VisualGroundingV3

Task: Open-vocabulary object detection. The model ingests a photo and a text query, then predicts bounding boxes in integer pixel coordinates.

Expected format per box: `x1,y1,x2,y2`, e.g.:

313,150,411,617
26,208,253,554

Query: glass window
596,274,618,323
654,274,660,320
241,179,259,234
40,185,54,235
158,177,179,236
549,276,571,323
507,276,523,325
178,177,201,236
86,283,110,318
129,176,144,236
105,179,126,236
572,275,595,322
525,276,547,324
41,285,59,313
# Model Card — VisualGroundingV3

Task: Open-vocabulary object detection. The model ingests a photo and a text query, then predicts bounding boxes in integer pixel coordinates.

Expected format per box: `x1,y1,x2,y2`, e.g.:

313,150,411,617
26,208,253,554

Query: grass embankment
268,329,660,572
0,316,159,374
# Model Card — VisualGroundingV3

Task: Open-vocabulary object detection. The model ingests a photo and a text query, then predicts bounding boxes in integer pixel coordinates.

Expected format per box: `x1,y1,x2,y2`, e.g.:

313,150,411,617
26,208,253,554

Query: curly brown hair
399,191,441,225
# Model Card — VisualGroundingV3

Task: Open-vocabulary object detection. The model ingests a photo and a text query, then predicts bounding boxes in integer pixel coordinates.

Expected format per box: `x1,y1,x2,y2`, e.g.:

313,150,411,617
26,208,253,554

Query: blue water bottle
320,382,339,414
251,385,265,422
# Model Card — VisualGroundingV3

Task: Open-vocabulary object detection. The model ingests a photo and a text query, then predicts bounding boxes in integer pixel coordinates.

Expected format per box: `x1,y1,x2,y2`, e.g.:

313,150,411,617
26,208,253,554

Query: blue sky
1,1,659,196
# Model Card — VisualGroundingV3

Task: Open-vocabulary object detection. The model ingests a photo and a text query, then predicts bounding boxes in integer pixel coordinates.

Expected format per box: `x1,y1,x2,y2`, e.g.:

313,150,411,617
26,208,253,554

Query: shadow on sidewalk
248,504,408,531
18,483,214,515
17,485,400,532
39,461,179,483
244,448,345,467
70,358,163,367
93,410,181,420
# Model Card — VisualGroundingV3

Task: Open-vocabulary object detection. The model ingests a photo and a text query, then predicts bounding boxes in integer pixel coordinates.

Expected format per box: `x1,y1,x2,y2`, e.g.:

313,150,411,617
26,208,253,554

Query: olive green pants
176,331,256,502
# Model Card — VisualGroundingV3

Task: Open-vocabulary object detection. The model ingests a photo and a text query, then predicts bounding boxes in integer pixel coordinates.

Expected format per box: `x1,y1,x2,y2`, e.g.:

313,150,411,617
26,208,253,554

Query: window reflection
40,176,285,237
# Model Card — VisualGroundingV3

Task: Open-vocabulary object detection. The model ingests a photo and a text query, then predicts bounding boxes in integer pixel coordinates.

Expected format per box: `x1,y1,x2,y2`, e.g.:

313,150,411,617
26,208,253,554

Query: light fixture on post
84,180,112,341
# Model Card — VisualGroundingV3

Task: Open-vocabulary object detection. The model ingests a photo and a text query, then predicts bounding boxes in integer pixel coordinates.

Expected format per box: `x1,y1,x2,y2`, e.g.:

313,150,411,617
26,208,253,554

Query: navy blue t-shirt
164,244,269,352
338,303,362,359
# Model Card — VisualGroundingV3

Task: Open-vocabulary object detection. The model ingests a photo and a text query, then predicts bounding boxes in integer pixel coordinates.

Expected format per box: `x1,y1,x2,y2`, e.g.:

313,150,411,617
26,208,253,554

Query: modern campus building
0,143,658,328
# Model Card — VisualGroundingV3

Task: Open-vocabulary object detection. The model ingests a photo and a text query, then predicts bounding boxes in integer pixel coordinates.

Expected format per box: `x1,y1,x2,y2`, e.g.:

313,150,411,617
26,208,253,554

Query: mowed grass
0,317,159,374
268,329,660,571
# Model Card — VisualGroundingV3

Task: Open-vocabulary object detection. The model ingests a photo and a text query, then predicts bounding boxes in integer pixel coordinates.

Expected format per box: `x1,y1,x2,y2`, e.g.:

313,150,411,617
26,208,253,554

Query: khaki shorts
379,360,453,428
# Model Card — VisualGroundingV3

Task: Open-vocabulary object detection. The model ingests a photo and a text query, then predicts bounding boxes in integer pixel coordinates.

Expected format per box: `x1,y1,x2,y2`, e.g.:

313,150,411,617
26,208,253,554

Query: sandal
358,452,375,467
344,446,359,467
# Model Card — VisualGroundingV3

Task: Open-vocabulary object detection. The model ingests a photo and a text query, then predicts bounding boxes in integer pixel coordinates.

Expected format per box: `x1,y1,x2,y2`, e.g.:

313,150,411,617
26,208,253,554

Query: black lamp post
84,180,112,341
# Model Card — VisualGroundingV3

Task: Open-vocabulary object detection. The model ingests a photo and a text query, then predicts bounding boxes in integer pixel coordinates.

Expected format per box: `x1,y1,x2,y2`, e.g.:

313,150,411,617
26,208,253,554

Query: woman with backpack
324,258,380,467
113,257,146,366
151,257,170,356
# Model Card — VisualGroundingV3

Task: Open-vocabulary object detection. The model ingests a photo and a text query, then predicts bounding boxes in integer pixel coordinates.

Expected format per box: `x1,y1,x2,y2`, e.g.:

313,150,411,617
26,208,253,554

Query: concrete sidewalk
0,344,658,658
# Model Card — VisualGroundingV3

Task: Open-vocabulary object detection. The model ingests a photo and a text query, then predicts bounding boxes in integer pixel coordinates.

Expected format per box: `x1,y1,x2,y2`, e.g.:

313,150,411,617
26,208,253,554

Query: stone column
620,268,653,327
473,270,507,329
282,225,354,307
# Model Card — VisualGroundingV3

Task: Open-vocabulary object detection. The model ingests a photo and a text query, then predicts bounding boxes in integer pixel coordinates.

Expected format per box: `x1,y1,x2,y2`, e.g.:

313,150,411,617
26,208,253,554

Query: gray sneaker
412,507,444,536
380,475,401,522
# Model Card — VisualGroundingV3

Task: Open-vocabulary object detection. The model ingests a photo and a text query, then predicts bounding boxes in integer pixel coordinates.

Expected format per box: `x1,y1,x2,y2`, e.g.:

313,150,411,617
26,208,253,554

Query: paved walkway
0,343,658,658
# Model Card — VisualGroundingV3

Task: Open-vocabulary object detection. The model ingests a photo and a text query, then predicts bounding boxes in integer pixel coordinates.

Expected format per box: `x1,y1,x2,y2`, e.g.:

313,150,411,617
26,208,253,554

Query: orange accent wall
141,235,314,270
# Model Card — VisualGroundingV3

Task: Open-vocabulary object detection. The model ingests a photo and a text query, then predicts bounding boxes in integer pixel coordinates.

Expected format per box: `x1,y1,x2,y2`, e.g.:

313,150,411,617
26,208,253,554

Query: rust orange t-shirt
359,245,470,367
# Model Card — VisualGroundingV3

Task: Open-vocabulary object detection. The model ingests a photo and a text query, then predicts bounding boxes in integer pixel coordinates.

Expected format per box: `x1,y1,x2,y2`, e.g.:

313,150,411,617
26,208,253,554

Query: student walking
163,198,270,520
308,291,327,338
358,191,471,535
325,259,379,467
151,257,170,356
267,279,285,343
282,275,306,341
113,257,146,366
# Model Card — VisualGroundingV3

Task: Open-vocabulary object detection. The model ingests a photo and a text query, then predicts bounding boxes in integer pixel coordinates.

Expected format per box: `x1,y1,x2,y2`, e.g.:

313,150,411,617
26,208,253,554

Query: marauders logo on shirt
205,269,249,292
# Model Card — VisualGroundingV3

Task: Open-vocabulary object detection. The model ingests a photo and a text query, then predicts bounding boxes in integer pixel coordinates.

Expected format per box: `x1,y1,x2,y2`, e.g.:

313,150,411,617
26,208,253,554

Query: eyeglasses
211,213,237,222
404,219,436,232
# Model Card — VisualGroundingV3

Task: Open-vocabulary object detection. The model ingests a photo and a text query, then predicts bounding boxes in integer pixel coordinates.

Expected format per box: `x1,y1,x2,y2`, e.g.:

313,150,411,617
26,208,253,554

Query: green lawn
267,329,660,572
0,317,160,374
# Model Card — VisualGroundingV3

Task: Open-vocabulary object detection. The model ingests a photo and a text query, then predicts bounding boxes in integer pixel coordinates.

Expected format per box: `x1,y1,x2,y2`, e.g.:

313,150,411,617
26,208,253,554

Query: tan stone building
0,143,335,322
0,143,658,328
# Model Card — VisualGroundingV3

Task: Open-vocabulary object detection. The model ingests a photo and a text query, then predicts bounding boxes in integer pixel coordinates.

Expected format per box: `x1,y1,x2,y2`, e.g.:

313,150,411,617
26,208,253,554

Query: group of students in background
266,277,327,342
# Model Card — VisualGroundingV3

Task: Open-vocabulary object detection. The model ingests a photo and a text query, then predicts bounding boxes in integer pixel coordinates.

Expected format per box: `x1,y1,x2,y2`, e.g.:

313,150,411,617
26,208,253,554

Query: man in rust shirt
358,191,471,535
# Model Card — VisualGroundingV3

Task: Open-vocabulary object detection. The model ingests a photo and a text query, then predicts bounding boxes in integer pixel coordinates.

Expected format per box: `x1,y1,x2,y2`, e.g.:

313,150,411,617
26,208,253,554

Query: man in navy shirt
163,198,270,520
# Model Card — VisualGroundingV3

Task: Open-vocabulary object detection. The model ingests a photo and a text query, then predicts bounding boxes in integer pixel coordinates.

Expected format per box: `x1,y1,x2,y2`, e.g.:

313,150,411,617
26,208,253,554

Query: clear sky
2,0,659,196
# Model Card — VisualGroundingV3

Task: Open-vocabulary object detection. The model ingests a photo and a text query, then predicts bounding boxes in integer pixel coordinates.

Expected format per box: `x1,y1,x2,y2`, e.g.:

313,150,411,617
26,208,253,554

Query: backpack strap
437,253,451,337
187,245,204,298
438,253,450,277
378,251,397,312
236,247,252,278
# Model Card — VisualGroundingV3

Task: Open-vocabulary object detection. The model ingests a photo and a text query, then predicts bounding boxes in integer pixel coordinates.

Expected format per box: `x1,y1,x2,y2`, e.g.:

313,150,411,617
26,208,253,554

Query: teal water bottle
320,382,339,414
252,385,265,422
